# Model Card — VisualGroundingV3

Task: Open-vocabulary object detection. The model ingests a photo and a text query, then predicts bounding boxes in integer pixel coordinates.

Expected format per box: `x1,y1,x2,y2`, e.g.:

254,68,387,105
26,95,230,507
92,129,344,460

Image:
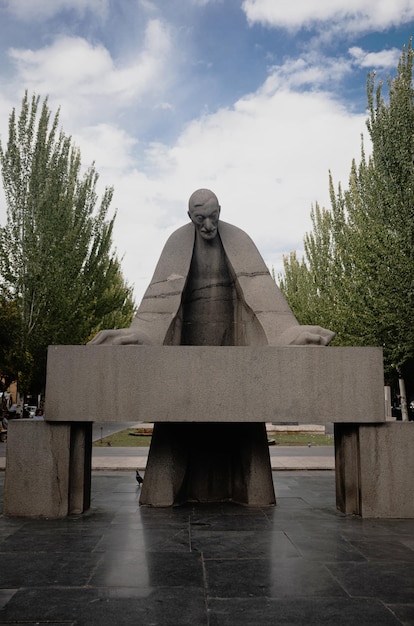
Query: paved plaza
1,469,414,625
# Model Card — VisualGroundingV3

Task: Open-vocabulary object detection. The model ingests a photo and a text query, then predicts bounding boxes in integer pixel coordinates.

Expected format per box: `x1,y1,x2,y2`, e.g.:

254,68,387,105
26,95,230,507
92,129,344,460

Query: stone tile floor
0,470,414,625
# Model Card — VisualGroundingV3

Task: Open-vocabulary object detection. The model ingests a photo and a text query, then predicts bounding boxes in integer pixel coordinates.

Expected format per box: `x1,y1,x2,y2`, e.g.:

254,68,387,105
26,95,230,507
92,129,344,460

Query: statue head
188,189,221,240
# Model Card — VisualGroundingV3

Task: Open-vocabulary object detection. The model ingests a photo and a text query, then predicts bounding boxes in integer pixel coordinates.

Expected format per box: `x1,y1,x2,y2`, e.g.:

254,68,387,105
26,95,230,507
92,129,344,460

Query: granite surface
1,470,413,625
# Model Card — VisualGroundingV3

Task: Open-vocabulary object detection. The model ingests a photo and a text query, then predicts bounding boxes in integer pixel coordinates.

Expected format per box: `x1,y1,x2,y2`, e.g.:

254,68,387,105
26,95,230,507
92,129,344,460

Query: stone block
46,345,385,424
4,420,92,518
4,420,71,518
335,422,414,518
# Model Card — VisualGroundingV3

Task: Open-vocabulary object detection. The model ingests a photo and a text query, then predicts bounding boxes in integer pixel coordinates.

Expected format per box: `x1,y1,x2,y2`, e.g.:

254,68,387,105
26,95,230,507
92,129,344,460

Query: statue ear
187,210,192,221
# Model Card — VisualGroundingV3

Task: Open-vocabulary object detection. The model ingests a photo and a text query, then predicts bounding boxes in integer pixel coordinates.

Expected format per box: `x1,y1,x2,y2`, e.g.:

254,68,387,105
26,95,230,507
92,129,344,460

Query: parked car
24,405,37,418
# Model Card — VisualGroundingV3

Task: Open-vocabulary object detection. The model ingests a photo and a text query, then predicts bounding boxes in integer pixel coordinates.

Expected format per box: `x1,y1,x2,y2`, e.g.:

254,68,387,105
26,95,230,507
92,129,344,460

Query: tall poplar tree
0,92,135,396
280,40,414,407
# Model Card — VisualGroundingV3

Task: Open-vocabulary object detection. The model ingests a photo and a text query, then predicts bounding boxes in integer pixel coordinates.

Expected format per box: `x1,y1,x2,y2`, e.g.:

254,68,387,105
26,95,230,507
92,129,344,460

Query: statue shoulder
164,222,194,248
218,220,266,268
147,223,194,276
218,220,249,238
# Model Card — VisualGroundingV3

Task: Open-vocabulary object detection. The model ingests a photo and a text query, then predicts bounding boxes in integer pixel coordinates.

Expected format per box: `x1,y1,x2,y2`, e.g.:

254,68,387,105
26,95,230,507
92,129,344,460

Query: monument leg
335,422,414,518
140,422,275,507
5,421,71,518
4,421,92,518
334,423,361,515
68,423,92,514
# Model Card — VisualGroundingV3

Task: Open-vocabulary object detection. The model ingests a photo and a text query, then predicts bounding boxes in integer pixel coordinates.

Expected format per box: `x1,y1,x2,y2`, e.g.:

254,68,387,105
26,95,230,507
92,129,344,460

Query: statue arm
88,328,152,345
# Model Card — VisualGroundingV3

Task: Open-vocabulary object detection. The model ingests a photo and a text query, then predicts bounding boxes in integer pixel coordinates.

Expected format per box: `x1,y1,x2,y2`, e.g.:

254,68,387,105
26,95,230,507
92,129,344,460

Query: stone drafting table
6,344,396,516
46,345,385,424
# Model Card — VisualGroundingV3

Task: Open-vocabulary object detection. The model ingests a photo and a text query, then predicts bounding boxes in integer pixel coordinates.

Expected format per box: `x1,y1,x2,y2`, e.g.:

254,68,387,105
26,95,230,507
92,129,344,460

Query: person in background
1,411,8,430
33,408,44,420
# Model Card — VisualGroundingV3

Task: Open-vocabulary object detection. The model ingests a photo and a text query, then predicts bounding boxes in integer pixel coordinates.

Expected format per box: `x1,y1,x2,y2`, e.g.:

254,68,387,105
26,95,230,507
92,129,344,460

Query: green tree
0,92,135,396
280,40,414,410
0,296,20,391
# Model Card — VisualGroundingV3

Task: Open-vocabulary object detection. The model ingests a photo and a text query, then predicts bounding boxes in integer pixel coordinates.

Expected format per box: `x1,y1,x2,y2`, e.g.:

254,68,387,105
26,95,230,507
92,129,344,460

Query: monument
88,188,335,506
6,189,402,518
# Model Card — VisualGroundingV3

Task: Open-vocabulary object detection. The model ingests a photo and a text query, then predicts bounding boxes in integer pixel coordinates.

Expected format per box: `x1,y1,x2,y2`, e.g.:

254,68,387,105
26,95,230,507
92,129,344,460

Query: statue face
188,197,220,240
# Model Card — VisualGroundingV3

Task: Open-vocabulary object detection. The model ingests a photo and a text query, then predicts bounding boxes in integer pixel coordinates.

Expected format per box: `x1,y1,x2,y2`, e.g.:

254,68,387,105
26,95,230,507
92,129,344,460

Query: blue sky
0,0,413,301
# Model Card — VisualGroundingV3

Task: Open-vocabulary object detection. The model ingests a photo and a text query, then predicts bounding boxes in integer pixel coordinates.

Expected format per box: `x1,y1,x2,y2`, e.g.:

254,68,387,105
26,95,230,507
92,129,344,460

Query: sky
0,0,413,303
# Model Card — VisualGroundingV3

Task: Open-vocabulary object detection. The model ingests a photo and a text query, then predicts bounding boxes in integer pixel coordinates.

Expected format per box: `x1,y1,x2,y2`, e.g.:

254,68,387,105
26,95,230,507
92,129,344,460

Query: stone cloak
130,220,299,346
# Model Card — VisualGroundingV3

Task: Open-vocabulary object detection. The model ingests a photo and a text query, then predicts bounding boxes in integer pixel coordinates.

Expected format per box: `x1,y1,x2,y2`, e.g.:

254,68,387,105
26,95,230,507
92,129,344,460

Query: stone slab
46,345,384,424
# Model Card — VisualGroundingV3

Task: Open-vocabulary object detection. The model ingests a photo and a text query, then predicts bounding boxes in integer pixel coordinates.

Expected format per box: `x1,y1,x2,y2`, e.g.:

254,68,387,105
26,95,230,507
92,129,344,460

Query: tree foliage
0,92,135,394
279,40,414,382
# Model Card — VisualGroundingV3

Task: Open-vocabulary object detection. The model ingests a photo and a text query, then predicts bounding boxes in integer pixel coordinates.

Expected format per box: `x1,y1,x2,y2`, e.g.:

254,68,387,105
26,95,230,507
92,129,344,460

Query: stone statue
89,188,334,506
90,188,335,348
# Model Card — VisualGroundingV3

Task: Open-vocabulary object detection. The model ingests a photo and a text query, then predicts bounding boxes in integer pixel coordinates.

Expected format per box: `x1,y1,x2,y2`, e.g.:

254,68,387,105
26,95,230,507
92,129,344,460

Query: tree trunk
398,375,410,422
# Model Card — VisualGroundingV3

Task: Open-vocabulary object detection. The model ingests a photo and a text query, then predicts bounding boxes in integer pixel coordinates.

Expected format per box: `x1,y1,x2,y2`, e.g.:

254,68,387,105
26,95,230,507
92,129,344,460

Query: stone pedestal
4,420,92,518
6,344,389,515
335,422,414,518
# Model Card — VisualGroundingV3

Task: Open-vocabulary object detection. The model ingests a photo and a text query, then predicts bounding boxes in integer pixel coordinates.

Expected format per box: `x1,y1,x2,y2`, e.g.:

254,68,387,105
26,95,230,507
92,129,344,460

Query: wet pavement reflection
1,471,414,625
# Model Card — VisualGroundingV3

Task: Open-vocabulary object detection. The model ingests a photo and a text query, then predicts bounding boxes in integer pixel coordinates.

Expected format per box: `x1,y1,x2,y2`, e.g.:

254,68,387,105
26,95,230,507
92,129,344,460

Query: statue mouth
200,229,217,238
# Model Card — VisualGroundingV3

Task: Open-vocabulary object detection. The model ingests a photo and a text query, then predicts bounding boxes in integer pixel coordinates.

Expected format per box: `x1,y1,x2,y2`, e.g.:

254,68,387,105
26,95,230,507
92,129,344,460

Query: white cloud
242,0,414,33
186,0,220,5
3,0,109,21
9,38,113,94
6,19,172,124
72,124,138,172
264,55,353,90
349,46,402,69
138,0,157,11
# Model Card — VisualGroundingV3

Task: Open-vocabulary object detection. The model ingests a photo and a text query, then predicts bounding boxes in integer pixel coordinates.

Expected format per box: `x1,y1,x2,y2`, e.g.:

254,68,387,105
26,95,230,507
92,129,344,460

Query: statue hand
88,328,152,345
278,325,336,346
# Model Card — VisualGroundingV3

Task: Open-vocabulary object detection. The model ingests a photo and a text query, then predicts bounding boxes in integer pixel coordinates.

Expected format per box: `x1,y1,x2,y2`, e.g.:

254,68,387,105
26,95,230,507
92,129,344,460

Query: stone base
335,422,414,518
4,420,92,518
140,422,276,507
